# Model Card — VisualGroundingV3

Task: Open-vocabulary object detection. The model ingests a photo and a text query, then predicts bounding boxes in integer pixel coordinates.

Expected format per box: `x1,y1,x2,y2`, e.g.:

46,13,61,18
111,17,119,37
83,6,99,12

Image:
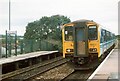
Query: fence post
20,40,23,54
46,41,48,51
15,33,17,56
8,34,11,57
5,30,8,58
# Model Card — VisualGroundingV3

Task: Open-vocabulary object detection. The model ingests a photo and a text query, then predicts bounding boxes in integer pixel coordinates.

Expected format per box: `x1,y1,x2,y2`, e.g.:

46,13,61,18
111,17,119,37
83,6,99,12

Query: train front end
62,20,100,69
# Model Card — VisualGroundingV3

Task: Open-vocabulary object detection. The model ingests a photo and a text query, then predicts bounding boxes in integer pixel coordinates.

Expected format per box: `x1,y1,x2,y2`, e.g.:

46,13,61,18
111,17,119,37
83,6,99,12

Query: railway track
60,69,95,81
60,48,115,81
31,48,113,81
2,56,69,81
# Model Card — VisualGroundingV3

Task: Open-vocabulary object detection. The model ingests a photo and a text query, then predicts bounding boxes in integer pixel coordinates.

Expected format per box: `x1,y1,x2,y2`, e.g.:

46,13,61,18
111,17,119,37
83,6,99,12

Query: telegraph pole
8,0,11,57
9,0,11,30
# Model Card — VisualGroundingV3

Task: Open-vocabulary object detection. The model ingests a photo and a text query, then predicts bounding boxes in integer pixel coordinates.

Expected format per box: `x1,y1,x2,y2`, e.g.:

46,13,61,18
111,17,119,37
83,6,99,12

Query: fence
1,39,60,58
22,39,57,53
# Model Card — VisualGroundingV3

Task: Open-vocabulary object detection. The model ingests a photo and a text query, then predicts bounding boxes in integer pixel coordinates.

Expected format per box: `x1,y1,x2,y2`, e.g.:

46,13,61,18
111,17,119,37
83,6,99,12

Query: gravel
34,63,74,80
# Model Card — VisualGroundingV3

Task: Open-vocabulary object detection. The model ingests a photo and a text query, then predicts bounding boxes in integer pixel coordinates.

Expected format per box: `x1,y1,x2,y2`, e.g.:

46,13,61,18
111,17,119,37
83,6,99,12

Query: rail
2,56,69,81
60,70,94,81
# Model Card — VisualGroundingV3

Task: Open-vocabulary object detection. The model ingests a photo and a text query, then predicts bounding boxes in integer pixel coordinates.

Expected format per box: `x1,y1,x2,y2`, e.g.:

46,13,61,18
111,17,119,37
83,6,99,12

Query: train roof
65,19,97,25
72,19,93,23
62,19,97,28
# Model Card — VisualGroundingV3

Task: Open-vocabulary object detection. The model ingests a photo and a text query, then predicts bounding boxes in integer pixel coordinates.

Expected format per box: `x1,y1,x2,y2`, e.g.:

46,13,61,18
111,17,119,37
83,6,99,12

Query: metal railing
1,39,61,58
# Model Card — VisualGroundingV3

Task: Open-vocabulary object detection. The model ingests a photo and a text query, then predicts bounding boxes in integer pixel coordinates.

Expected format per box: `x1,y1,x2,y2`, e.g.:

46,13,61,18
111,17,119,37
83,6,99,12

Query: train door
73,26,88,57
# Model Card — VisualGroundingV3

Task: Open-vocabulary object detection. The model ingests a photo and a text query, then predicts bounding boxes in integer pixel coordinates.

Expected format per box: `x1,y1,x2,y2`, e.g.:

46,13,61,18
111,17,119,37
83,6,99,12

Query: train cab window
64,26,73,41
88,26,97,40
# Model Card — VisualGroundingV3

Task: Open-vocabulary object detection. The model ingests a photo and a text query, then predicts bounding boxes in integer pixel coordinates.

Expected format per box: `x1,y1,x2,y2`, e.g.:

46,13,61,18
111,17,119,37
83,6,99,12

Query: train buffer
88,46,119,81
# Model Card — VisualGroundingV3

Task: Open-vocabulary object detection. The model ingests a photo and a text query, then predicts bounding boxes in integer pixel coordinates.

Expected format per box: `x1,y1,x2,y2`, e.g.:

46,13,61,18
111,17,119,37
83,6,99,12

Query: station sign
7,31,17,34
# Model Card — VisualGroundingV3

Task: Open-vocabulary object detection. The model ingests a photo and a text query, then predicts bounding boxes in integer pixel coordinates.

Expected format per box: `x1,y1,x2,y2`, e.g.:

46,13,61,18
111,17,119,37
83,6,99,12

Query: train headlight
66,49,73,52
89,48,97,52
66,49,70,52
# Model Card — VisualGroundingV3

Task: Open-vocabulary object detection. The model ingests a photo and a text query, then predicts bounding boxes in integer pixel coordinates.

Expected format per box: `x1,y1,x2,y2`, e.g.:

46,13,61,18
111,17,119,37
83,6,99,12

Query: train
62,19,116,70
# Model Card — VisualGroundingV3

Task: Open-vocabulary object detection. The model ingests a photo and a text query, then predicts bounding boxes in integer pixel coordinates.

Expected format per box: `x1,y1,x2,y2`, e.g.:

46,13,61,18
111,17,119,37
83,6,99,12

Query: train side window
107,31,110,41
104,30,107,42
112,34,113,40
109,32,112,40
111,34,113,39
100,29,104,43
107,32,109,41
103,30,106,42
111,33,113,40
112,34,115,39
113,34,115,39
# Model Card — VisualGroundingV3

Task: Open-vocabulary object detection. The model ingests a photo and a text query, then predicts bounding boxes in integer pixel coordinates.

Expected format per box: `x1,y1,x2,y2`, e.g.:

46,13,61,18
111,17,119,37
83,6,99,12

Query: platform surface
93,49,118,80
0,51,58,65
90,48,118,80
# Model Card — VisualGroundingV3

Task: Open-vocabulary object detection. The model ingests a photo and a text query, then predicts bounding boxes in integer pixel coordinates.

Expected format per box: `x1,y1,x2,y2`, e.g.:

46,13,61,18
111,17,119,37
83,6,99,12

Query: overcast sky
0,0,119,35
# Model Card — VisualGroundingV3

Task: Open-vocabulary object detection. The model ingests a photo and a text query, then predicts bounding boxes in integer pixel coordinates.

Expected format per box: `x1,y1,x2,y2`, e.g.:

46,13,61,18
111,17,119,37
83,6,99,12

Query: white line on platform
87,48,115,81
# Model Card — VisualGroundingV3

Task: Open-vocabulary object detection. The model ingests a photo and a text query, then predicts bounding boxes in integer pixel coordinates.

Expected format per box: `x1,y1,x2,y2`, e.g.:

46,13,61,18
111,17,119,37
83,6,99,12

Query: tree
24,15,71,41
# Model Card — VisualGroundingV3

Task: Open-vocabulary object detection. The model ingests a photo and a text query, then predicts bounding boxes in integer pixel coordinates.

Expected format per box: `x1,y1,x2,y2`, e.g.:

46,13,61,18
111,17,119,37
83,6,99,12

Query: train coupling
77,58,85,64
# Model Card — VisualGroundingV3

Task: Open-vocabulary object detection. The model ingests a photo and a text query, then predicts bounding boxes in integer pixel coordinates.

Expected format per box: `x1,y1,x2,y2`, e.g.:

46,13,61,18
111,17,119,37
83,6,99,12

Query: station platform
0,51,58,65
88,46,119,81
